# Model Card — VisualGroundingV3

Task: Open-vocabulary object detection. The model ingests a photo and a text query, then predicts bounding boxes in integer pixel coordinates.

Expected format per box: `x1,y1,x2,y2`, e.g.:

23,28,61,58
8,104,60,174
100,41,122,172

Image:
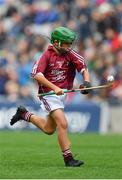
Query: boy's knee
43,128,55,135
57,121,68,130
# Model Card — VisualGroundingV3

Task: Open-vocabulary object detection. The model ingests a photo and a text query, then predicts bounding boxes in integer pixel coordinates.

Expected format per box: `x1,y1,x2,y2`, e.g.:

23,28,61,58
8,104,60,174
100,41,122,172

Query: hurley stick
38,83,113,97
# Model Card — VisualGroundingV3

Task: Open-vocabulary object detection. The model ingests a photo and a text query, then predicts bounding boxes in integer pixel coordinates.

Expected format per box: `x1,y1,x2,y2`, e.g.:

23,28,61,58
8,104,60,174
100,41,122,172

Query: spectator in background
76,0,92,41
92,2,119,36
16,38,33,100
105,28,122,52
0,56,8,96
0,20,6,49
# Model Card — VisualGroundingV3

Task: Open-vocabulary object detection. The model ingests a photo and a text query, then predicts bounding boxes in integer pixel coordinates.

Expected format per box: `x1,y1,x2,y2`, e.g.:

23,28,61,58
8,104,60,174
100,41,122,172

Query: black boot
10,106,28,125
65,156,84,167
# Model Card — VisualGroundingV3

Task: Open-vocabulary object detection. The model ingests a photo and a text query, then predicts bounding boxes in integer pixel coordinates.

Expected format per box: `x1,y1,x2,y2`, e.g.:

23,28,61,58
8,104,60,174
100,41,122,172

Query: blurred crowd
0,0,122,104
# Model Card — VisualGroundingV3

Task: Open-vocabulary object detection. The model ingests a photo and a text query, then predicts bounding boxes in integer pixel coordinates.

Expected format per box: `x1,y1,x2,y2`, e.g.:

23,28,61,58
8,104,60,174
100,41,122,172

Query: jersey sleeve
31,51,49,77
69,50,87,73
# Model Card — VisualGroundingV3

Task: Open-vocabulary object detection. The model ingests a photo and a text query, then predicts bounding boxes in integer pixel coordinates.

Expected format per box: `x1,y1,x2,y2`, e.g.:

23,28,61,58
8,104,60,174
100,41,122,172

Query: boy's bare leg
50,109,70,151
30,114,57,135
50,108,77,166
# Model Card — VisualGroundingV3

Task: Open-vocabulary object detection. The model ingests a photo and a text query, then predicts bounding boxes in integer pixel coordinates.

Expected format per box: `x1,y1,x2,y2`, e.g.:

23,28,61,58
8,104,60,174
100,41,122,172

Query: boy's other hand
79,81,92,94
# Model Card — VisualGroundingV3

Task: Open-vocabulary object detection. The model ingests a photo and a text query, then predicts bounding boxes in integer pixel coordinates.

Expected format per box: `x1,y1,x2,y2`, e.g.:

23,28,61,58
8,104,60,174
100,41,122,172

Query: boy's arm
34,74,64,95
82,68,90,82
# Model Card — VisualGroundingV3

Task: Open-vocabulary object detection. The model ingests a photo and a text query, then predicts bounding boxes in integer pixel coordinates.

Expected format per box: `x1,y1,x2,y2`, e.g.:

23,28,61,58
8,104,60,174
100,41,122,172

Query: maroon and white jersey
31,45,87,93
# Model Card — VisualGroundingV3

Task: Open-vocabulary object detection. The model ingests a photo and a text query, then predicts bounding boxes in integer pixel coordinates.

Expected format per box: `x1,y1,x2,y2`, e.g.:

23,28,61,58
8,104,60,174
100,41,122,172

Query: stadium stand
0,0,122,104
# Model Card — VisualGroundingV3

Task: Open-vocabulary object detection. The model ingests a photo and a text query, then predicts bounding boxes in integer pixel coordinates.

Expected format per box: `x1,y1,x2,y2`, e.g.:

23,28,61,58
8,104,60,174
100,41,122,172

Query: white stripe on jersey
31,59,40,76
36,72,44,76
81,68,86,73
70,50,85,64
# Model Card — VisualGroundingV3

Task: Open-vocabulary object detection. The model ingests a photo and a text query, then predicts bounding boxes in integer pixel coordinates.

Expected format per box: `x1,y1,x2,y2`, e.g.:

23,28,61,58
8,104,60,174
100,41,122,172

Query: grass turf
0,131,122,179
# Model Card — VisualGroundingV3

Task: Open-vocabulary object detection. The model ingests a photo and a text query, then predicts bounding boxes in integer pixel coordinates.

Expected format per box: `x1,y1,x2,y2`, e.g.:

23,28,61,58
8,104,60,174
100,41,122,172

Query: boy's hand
79,81,92,94
54,87,64,95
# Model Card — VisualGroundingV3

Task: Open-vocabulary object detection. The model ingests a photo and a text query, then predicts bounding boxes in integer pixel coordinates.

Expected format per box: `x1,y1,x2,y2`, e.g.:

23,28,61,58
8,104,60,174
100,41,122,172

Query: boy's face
53,40,73,54
61,42,72,49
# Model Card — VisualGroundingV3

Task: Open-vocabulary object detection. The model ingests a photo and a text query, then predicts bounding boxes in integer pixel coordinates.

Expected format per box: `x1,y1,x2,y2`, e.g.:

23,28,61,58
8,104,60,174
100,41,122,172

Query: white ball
107,75,114,82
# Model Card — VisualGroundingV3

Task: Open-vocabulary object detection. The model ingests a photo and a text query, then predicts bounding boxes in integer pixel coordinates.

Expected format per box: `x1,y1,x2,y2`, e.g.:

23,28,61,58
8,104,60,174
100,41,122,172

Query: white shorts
39,94,67,114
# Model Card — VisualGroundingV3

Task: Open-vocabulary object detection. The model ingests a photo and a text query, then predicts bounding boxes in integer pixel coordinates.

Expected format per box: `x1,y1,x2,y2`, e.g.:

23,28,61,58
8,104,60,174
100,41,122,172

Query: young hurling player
10,27,91,167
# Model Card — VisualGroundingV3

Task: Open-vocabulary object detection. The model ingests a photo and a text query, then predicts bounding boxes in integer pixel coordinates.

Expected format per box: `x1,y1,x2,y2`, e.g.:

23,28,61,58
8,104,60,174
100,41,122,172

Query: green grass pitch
0,131,122,179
